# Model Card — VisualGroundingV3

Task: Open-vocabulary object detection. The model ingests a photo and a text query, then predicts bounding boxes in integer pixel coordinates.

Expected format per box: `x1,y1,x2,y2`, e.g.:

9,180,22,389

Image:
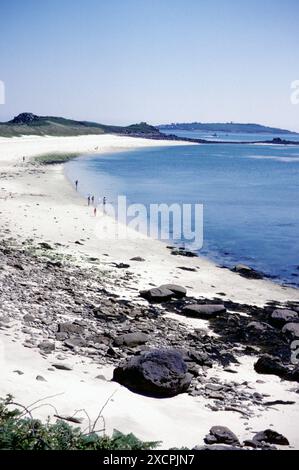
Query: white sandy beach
1,134,299,449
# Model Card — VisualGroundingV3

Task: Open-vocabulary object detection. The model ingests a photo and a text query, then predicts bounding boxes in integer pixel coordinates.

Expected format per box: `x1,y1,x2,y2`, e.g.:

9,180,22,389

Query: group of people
87,195,95,206
74,180,106,216
91,196,107,216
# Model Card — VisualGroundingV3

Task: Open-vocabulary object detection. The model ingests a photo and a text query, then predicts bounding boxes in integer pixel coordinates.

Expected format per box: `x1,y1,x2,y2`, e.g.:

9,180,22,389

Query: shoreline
64,150,299,291
1,134,299,449
2,134,298,305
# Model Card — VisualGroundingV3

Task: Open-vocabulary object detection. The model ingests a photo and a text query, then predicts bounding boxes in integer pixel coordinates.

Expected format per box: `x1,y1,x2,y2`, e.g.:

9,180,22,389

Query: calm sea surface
65,131,299,286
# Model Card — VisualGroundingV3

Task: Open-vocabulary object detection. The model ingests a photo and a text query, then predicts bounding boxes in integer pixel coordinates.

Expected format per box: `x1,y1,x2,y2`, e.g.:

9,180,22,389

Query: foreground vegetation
0,396,159,450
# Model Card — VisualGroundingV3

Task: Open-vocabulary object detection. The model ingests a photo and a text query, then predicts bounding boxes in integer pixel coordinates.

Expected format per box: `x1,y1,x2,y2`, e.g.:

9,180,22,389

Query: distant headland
158,121,299,135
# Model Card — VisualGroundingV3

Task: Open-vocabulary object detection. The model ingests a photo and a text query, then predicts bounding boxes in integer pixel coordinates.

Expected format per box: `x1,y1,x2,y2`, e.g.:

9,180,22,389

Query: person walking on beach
87,196,91,206
75,180,79,191
103,196,107,214
91,195,94,204
94,207,97,217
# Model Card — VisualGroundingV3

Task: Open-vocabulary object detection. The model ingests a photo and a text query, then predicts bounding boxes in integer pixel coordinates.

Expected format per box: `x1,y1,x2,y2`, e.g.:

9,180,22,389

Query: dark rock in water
204,426,240,446
254,355,287,379
252,429,289,446
130,257,145,262
282,322,299,340
232,264,263,280
140,287,174,303
114,332,149,347
182,304,226,319
270,309,298,328
58,322,84,335
159,284,187,298
113,349,192,398
38,341,55,353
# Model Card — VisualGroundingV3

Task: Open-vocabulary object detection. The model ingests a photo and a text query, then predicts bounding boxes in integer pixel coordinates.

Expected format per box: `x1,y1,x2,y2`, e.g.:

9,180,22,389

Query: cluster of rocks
167,245,198,258
198,426,289,450
0,240,298,434
140,282,299,375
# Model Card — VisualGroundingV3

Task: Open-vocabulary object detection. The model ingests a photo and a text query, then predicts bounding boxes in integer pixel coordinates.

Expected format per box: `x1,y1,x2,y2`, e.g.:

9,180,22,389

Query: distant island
158,122,298,135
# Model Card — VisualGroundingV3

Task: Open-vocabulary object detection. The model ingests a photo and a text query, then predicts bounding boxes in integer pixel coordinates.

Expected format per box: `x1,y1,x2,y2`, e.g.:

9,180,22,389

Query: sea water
65,137,299,286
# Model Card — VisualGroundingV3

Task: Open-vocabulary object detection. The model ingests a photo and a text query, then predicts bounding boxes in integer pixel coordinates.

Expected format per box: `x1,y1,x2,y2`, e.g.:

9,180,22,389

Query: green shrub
0,396,159,450
33,153,79,165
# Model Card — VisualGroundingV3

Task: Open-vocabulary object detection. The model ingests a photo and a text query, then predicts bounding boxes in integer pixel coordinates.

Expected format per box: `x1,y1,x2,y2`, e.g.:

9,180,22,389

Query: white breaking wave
249,155,299,162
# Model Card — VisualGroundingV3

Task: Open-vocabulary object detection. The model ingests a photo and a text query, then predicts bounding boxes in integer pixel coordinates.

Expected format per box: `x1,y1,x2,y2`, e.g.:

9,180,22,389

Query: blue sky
0,0,299,129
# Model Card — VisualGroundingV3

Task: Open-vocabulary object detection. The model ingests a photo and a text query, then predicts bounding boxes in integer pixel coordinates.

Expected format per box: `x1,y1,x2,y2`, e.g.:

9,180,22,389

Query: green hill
0,113,162,138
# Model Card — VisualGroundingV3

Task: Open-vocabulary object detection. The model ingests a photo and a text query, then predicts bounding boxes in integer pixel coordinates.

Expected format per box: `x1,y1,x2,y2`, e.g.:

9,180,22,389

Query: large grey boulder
204,426,240,446
254,354,288,379
159,284,187,298
282,322,299,340
182,304,226,319
251,429,289,447
140,287,174,303
113,349,192,398
270,309,298,328
114,332,149,347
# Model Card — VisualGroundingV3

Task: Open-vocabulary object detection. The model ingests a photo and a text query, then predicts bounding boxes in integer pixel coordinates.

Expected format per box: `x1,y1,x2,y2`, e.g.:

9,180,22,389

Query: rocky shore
1,237,299,449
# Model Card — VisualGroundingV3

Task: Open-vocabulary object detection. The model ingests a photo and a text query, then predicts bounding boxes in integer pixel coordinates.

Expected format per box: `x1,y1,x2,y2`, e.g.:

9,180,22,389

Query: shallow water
160,128,299,142
65,140,299,287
